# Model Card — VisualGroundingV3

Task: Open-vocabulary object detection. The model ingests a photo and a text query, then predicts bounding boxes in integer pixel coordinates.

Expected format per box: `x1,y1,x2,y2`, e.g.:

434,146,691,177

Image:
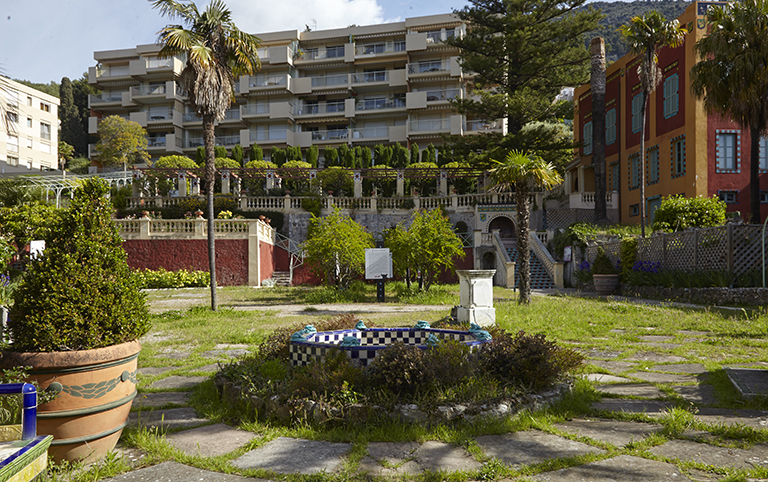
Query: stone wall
620,285,768,306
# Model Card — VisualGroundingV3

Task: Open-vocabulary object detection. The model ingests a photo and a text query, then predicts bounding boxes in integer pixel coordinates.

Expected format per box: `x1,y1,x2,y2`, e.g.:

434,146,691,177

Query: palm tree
489,150,562,304
619,12,686,236
690,0,768,224
152,0,261,310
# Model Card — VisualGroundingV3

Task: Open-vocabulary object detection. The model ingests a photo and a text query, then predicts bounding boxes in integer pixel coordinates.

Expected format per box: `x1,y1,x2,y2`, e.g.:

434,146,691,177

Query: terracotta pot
0,340,141,463
593,274,619,295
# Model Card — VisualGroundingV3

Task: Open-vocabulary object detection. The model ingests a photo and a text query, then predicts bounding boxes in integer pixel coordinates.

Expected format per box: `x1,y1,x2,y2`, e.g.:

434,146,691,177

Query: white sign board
30,240,45,260
563,246,572,262
365,248,393,280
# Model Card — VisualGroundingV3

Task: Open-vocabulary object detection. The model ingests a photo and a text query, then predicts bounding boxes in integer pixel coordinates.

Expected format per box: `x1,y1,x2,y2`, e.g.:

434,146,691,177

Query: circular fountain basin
289,327,491,367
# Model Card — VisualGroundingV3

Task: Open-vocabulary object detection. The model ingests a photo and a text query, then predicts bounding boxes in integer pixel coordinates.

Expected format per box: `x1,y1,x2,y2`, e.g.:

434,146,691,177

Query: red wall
259,240,274,283
124,239,248,286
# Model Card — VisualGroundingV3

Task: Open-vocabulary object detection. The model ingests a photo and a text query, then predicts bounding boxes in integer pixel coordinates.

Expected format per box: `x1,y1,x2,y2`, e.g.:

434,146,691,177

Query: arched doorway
482,252,496,270
488,216,515,240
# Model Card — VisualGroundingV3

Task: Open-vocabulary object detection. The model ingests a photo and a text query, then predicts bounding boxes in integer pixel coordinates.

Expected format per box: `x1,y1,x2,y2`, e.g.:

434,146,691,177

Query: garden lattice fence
586,224,768,278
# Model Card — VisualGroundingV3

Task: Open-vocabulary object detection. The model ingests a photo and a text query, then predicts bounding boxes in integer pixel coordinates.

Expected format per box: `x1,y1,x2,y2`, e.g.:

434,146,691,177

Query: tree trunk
516,183,531,304
591,38,608,224
639,91,648,237
203,114,218,311
750,125,762,223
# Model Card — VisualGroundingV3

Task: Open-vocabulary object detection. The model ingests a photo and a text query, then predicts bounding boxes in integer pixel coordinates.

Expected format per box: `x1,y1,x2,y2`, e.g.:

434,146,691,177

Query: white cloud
226,0,394,34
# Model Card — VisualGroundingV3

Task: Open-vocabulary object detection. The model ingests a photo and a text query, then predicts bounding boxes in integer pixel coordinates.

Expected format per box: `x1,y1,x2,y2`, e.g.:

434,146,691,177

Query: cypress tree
60,77,88,157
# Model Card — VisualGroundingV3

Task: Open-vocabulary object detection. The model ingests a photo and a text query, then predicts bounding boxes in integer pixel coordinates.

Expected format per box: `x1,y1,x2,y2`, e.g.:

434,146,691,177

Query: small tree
306,145,319,167
410,143,420,165
231,144,244,166
0,202,58,266
249,145,264,161
94,115,150,171
303,206,373,289
319,166,354,196
650,195,727,232
271,147,286,167
391,142,409,168
214,146,228,159
195,146,206,166
58,141,75,169
324,147,339,167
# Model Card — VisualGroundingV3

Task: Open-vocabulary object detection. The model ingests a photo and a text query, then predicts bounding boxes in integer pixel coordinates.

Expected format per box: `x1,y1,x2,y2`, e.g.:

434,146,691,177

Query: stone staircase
271,271,291,287
505,242,556,290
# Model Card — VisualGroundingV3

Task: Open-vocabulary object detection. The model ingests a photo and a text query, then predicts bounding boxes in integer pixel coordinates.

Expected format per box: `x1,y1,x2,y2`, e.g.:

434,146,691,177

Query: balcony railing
242,104,269,116
309,129,349,141
89,94,123,104
352,127,388,139
250,130,288,141
355,42,406,56
356,98,405,111
147,58,173,69
183,112,201,122
148,136,167,147
249,75,287,87
298,103,345,115
297,48,345,61
222,108,240,121
310,74,348,88
410,119,450,132
465,120,501,131
426,89,460,102
131,85,167,96
407,61,448,74
351,71,388,83
96,66,129,78
149,111,173,122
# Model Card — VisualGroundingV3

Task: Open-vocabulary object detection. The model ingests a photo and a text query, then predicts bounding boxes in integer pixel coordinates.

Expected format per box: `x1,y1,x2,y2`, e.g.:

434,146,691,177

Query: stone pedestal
456,270,496,327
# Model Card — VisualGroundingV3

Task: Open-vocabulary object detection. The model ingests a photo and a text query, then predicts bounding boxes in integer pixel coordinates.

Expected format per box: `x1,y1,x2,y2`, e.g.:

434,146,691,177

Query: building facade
1,76,60,172
87,14,501,166
571,1,768,225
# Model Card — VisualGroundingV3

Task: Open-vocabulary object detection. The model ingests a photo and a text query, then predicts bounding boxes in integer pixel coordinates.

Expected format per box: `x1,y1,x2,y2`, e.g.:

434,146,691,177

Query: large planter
593,274,619,295
0,340,141,463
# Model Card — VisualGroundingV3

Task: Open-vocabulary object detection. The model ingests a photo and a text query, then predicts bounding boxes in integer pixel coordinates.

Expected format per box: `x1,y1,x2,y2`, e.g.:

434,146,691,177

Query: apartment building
87,13,501,166
1,76,60,172
571,1,768,225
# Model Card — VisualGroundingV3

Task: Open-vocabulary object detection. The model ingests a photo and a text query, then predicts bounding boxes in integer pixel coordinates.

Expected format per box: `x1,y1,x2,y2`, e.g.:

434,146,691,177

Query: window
583,121,593,155
6,112,18,124
26,117,32,128
362,43,385,55
611,162,619,191
40,102,50,113
629,153,640,189
629,203,639,216
606,108,616,145
761,191,768,203
671,136,685,177
304,48,318,59
631,93,643,133
394,40,406,51
7,156,18,166
326,45,344,58
663,74,679,118
26,96,32,106
719,190,738,204
760,136,768,171
716,133,736,170
647,147,659,184
40,122,51,141
7,135,19,153
26,137,32,148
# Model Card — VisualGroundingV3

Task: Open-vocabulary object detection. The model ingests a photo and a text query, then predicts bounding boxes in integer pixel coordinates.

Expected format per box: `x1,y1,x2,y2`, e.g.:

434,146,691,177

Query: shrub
9,179,150,351
365,342,430,396
479,331,584,390
134,268,210,289
651,195,726,232
619,237,638,282
591,248,618,274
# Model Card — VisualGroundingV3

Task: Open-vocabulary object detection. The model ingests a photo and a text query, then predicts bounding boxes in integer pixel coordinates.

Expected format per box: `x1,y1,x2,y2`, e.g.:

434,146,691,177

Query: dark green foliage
271,147,286,167
365,342,429,396
195,146,206,166
71,75,99,155
231,144,244,165
651,195,727,232
619,237,638,282
338,144,353,168
373,144,392,167
391,142,409,168
9,179,150,351
13,79,59,98
360,146,372,169
286,146,303,162
214,146,228,159
479,331,584,391
422,143,437,164
306,145,319,167
410,143,420,164
323,147,339,167
301,197,322,217
134,268,210,288
256,314,359,362
290,348,364,398
59,77,87,158
249,145,263,161
591,247,617,274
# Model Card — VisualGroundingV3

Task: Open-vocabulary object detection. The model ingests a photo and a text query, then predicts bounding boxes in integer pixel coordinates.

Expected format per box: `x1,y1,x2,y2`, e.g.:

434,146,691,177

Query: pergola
8,171,133,208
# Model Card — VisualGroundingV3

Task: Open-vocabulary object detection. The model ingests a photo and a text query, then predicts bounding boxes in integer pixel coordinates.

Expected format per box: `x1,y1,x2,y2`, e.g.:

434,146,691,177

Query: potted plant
591,248,619,295
0,178,150,463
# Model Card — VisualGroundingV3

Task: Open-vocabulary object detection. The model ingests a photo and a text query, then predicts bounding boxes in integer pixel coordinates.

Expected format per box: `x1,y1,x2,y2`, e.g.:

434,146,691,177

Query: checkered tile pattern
289,328,485,367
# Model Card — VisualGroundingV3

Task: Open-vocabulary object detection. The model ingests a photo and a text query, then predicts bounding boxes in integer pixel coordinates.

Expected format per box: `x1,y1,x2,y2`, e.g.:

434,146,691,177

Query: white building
0,76,60,173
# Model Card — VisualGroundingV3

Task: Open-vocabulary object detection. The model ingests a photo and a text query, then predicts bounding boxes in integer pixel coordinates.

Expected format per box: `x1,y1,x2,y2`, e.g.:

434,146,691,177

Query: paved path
103,290,768,481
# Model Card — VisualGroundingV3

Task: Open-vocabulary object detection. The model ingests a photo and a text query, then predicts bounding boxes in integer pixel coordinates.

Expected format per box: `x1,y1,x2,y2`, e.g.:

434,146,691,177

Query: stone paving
101,294,768,482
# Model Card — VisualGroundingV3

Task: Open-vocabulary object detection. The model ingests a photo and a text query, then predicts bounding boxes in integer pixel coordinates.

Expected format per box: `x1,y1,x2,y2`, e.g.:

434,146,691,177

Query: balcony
297,103,345,116
248,74,288,89
242,104,269,118
88,93,124,106
309,129,349,142
355,42,406,57
131,85,167,96
407,60,448,75
296,48,345,61
351,126,388,140
356,98,405,112
220,108,241,122
310,74,348,89
351,71,388,84
184,135,239,148
183,112,202,123
410,119,450,132
147,136,167,148
250,130,289,143
465,120,502,133
426,88,460,102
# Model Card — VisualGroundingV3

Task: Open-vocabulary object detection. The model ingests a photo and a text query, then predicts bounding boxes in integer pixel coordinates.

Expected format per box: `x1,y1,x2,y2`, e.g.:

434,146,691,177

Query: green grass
55,287,768,481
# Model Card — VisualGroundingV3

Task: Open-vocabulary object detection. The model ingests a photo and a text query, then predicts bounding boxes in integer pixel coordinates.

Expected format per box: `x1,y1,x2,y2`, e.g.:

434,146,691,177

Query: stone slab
625,352,685,363
672,384,719,405
580,349,622,359
167,423,258,457
410,440,483,472
475,431,603,467
128,408,209,430
232,437,352,474
533,454,682,481
696,408,768,429
637,335,675,342
154,351,193,360
553,419,661,447
201,349,251,359
649,439,768,470
148,376,208,390
677,330,710,337
101,461,265,481
650,363,708,374
214,344,250,350
358,442,421,476
133,391,190,409
137,367,175,378
626,372,697,384
595,383,667,398
584,374,633,383
587,360,637,373
194,364,221,373
643,342,683,350
726,368,768,399
591,399,675,415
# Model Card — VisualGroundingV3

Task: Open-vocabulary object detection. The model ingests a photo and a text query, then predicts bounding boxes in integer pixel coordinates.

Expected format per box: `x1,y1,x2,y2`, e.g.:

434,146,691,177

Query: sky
0,0,471,85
